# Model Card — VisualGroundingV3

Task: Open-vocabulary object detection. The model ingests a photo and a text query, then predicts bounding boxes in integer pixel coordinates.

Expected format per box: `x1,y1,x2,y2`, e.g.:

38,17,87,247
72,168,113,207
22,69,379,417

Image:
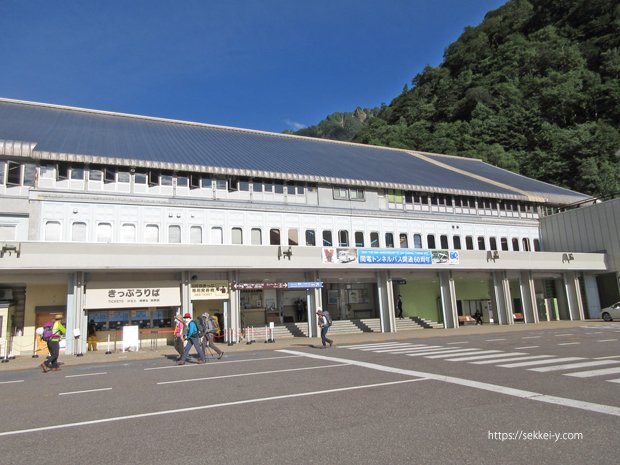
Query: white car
600,302,620,321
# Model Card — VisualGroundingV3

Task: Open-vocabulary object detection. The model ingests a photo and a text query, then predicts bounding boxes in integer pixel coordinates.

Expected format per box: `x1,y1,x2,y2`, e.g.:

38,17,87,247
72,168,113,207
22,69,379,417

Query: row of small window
388,189,538,213
48,221,539,251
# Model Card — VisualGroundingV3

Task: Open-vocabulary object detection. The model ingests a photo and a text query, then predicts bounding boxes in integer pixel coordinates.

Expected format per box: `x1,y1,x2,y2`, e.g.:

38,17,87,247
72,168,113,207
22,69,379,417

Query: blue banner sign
287,281,324,289
358,249,433,265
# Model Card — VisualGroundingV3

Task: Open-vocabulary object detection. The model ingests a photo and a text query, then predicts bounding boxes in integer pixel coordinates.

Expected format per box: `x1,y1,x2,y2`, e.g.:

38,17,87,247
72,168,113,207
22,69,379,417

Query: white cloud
284,119,306,131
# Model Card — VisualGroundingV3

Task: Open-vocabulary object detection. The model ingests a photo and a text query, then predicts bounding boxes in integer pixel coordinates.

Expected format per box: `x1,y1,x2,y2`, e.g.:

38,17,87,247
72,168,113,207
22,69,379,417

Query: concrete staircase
411,316,444,329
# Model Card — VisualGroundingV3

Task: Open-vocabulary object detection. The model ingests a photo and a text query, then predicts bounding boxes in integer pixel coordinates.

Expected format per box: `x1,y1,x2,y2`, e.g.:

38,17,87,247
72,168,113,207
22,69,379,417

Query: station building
0,98,610,356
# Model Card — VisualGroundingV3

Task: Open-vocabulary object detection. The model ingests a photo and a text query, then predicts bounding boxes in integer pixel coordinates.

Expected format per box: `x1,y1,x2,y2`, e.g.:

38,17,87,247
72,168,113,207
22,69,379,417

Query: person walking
40,314,66,373
87,319,98,351
316,308,334,348
178,313,206,365
397,295,404,319
202,312,224,360
173,313,185,359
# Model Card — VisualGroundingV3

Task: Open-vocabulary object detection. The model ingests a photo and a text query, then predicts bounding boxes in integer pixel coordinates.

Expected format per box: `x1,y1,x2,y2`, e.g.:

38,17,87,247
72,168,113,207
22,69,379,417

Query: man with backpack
40,314,66,373
316,307,334,349
177,313,206,365
201,312,224,360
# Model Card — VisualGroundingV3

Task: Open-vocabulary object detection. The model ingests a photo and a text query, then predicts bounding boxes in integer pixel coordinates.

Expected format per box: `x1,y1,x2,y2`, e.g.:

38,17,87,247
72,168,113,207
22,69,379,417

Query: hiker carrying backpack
193,316,206,338
41,320,55,342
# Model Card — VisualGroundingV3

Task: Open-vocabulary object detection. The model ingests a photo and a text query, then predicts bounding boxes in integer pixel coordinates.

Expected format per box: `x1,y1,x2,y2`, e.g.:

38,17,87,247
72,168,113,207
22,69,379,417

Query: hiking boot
218,352,224,360
177,361,185,365
40,363,49,373
329,341,333,348
51,367,61,372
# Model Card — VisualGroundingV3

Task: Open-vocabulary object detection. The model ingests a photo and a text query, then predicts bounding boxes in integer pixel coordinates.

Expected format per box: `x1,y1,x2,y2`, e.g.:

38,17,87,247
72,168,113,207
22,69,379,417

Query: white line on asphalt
596,339,618,342
425,350,502,359
557,342,581,346
373,346,436,353
0,380,24,384
514,346,539,349
607,378,620,384
278,350,620,417
446,341,469,345
157,363,350,385
470,355,553,365
485,338,506,342
594,355,620,359
340,342,404,349
565,366,620,378
529,360,620,373
144,355,301,370
374,346,446,354
405,348,482,358
360,344,433,351
522,336,541,339
554,334,574,337
65,372,107,378
0,378,427,437
498,357,584,368
58,388,112,396
446,352,526,362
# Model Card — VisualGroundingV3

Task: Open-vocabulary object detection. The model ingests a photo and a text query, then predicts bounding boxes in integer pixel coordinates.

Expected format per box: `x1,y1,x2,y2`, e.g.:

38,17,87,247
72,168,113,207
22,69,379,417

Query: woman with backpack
177,313,206,365
40,314,66,373
316,308,334,349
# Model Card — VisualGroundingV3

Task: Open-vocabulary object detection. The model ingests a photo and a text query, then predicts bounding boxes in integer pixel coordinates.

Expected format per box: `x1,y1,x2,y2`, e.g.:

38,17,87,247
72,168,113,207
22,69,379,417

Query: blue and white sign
358,249,433,265
449,250,460,264
287,281,324,289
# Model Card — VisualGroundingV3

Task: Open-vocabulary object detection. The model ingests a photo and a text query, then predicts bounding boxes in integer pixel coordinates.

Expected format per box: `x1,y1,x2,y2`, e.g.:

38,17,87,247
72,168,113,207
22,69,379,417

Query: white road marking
425,350,502,359
596,339,618,343
342,342,407,350
565,366,620,378
0,378,426,437
485,338,506,342
447,341,469,345
498,357,584,368
360,343,429,351
65,372,107,378
0,380,24,384
554,334,574,337
607,378,620,384
373,345,433,353
144,355,301,370
446,352,526,362
557,342,581,346
471,355,553,365
59,388,112,396
529,360,620,373
522,336,541,339
405,348,482,358
514,346,539,349
278,350,620,417
157,363,350,385
594,355,620,360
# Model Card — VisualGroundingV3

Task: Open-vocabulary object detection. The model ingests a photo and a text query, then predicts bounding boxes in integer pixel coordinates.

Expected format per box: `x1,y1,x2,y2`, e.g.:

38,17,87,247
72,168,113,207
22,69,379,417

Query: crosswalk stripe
565,366,620,378
359,343,422,351
446,352,526,362
425,350,501,359
470,355,553,365
374,345,435,353
607,378,620,384
341,342,405,349
529,360,620,373
498,357,584,368
400,347,467,356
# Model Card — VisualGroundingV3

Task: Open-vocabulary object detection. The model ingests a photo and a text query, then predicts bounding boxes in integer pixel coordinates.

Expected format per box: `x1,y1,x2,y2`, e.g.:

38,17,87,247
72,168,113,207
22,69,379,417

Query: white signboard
122,325,140,352
84,281,181,309
190,280,230,300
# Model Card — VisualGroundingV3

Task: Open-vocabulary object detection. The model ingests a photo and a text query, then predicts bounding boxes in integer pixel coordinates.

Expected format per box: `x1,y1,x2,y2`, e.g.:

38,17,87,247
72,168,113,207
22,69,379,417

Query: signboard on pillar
190,280,230,300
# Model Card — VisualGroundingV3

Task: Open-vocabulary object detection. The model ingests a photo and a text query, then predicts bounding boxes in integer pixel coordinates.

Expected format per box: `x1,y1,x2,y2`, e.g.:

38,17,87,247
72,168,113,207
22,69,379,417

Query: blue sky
0,0,507,133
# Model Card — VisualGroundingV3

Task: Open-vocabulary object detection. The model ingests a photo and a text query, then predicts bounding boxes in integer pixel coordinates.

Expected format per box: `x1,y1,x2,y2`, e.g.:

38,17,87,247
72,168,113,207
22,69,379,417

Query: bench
458,315,476,325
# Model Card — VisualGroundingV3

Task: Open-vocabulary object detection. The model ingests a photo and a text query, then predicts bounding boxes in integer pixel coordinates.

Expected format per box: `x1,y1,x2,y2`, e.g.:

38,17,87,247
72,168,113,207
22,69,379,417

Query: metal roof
0,98,590,204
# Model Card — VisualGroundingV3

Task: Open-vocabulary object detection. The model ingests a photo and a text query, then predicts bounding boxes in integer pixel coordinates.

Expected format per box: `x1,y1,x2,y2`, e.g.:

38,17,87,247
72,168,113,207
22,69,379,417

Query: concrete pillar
65,272,86,355
229,270,240,342
306,270,320,338
180,271,192,316
564,272,585,320
519,271,538,324
491,271,513,325
583,274,602,319
438,271,458,329
376,271,391,333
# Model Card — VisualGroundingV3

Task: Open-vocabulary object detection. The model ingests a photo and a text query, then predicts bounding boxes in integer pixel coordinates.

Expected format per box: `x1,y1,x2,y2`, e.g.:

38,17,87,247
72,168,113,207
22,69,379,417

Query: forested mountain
286,107,380,141
299,0,620,198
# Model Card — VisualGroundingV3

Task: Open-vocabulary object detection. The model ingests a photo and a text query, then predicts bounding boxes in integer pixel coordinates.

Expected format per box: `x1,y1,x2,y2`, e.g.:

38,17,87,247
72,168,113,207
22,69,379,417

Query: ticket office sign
190,280,230,300
84,281,181,309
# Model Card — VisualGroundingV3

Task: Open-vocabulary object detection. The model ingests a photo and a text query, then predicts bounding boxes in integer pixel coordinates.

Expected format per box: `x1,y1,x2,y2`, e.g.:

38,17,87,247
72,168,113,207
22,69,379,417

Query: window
500,237,509,251
270,228,281,245
168,225,181,243
211,227,223,245
57,163,69,181
117,171,130,183
512,238,520,251
40,165,55,179
489,237,498,251
7,161,21,185
533,238,541,251
0,224,16,240
104,167,116,184
263,180,273,192
453,235,461,250
305,229,315,246
274,182,284,194
349,188,364,200
399,233,408,248
385,232,394,248
370,232,379,247
45,221,62,241
176,176,189,187
522,238,531,252
252,180,263,192
355,231,365,247
477,236,486,250
134,173,147,184
121,224,137,242
71,222,87,241
427,234,436,249
23,164,36,186
251,228,262,245
322,230,332,247
333,187,348,200
440,235,449,249
70,166,85,180
338,230,349,247
231,227,243,245
288,229,299,246
160,175,173,186
190,226,203,244
97,223,113,243
89,168,103,181
465,236,474,250
215,179,227,190
145,224,159,243
239,180,249,191
413,234,423,249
